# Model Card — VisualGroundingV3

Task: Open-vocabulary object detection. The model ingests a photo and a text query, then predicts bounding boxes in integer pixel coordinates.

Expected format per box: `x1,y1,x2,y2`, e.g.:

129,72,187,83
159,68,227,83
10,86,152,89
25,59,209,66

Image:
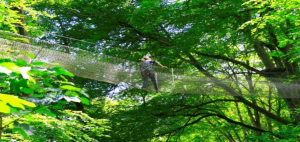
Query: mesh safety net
0,30,299,98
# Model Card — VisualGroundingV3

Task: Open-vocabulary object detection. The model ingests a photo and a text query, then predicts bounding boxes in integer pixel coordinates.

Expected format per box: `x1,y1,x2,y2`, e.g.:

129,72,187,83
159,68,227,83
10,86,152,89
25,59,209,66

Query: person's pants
141,70,158,91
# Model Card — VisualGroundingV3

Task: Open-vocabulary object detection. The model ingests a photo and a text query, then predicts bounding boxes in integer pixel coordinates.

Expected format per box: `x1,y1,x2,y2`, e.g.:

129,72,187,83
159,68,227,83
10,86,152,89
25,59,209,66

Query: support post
172,68,175,88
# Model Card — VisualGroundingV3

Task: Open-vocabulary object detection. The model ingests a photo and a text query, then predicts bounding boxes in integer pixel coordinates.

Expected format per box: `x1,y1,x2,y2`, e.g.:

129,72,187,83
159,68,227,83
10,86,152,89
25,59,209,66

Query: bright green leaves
240,0,300,48
15,59,28,67
12,128,29,139
0,54,89,105
0,13,3,22
20,88,35,94
0,94,36,114
27,53,35,59
60,85,90,105
10,78,29,95
269,50,284,58
80,97,90,105
0,101,11,113
43,79,53,87
60,85,89,97
60,85,81,92
0,62,19,72
0,0,52,34
0,62,32,80
9,111,111,141
0,55,91,141
31,61,47,66
52,67,74,77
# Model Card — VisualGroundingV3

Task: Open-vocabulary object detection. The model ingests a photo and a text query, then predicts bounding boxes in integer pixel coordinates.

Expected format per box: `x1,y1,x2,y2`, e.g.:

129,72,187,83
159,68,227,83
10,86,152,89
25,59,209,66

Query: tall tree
13,0,300,140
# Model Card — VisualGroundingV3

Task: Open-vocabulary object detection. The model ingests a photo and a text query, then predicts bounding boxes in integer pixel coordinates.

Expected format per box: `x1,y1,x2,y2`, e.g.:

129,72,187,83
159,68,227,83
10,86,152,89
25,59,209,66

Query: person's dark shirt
139,60,158,71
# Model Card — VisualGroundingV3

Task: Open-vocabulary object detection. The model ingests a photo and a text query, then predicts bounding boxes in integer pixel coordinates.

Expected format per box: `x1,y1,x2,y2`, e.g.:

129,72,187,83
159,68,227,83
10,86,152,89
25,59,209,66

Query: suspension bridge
0,30,299,98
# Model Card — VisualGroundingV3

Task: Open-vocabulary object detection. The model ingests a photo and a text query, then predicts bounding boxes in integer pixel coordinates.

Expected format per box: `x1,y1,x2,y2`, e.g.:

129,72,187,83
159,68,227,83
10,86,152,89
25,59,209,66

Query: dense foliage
0,45,109,141
0,0,300,141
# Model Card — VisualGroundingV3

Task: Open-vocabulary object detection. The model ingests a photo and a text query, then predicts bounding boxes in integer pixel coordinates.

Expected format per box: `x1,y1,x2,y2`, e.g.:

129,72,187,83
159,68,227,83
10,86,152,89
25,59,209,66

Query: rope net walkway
0,30,299,98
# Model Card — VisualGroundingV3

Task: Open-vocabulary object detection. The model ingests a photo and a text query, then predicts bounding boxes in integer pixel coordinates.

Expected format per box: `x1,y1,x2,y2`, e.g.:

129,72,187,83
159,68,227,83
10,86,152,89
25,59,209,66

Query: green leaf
16,59,28,66
52,67,74,77
278,39,288,48
81,90,90,98
58,81,74,85
9,107,18,113
52,105,64,110
31,61,47,66
13,79,28,94
49,63,60,66
60,85,81,92
0,14,3,21
36,109,56,117
21,88,35,94
12,128,28,139
65,91,79,96
0,94,36,108
28,76,36,84
27,53,35,59
7,100,25,110
18,99,36,108
269,52,279,57
0,101,10,113
0,62,19,72
14,122,36,136
43,79,53,87
0,59,12,63
80,97,90,105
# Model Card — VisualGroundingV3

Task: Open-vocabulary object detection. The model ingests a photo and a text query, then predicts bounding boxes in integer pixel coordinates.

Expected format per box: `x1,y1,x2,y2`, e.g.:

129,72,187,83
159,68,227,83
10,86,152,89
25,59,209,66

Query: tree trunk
17,9,29,37
252,40,300,123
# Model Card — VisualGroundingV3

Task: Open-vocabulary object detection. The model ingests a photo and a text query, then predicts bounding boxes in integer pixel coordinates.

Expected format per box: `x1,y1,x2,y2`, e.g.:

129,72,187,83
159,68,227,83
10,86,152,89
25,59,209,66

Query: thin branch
3,106,41,128
153,113,284,139
153,114,214,138
174,99,240,112
206,118,235,141
117,21,173,46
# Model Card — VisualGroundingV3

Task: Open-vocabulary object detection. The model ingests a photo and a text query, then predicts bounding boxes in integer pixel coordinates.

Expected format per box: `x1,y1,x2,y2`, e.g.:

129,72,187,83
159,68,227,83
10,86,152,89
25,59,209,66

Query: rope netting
0,30,299,98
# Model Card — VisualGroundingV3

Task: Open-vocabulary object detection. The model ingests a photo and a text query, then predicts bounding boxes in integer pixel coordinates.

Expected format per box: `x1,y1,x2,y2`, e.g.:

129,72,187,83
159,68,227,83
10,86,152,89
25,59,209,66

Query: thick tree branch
194,51,260,73
253,42,275,69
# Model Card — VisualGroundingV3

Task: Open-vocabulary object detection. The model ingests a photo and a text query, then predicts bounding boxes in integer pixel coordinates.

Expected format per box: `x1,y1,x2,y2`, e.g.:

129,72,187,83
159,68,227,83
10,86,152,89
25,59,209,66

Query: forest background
0,0,300,141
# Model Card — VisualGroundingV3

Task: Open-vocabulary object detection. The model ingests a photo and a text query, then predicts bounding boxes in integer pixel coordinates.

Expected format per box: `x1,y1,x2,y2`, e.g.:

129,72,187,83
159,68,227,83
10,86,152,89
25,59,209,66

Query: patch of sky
165,23,193,35
109,82,130,97
162,0,187,5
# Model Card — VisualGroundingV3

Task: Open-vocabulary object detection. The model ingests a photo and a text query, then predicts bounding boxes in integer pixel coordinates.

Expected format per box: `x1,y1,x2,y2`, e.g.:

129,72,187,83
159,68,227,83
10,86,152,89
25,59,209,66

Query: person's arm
157,62,168,68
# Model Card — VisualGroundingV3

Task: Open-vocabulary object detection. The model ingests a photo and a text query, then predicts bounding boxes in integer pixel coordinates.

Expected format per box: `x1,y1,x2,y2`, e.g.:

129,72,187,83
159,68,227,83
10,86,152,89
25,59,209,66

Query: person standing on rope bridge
140,56,168,93
139,58,145,76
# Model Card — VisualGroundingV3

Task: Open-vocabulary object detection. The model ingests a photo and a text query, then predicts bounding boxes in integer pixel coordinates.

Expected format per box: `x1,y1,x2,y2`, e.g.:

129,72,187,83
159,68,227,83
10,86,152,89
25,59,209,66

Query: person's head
144,57,150,60
140,58,145,62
